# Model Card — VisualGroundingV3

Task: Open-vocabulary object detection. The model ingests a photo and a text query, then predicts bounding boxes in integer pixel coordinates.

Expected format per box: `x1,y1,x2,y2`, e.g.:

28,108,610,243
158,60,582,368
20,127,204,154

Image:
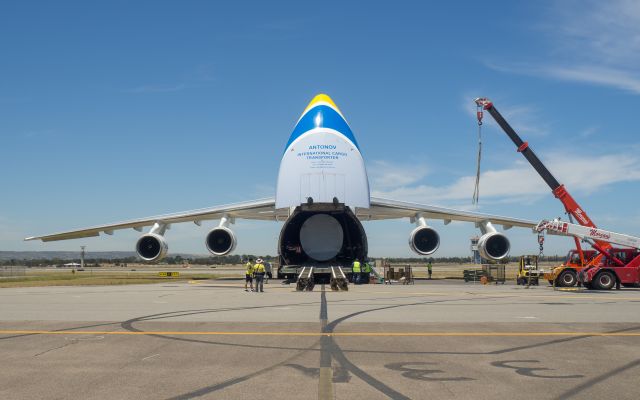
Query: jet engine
205,227,237,256
409,226,440,255
136,233,168,262
477,231,510,261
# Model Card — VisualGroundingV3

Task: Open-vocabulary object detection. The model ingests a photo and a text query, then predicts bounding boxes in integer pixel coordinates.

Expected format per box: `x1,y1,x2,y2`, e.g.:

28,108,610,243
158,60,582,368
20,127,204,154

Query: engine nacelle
205,227,237,256
409,226,440,255
135,233,168,262
477,231,510,261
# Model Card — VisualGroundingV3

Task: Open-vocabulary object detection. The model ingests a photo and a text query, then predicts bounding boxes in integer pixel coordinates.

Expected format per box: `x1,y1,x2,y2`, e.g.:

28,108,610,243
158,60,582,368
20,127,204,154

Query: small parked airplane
26,94,536,279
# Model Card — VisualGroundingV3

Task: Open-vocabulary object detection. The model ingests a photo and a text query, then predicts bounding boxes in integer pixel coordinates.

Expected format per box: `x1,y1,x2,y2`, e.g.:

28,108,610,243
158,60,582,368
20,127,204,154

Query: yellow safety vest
352,261,361,272
245,262,254,275
254,263,266,274
363,263,371,273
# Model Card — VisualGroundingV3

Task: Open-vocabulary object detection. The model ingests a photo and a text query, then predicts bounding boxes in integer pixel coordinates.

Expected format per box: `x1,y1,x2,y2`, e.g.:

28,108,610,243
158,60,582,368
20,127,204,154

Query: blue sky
2,0,640,258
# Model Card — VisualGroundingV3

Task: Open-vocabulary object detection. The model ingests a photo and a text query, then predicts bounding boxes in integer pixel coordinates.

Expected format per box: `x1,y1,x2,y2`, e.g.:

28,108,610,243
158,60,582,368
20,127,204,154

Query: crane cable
472,105,483,205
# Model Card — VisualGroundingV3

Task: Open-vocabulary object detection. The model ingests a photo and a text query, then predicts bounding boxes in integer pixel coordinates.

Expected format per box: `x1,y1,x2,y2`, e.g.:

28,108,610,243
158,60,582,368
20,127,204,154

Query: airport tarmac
1,280,640,400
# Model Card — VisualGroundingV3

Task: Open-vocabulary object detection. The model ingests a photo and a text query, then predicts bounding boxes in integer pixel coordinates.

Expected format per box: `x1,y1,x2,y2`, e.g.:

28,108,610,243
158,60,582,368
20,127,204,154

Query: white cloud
488,1,640,94
490,64,640,95
579,126,599,138
371,163,545,204
124,65,217,94
22,129,57,138
546,66,640,94
549,0,640,66
371,152,640,204
367,160,429,190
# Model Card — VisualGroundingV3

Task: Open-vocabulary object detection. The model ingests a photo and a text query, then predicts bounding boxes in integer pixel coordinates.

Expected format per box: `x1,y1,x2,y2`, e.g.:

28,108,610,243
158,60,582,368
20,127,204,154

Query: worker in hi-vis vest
363,261,372,284
244,258,254,292
352,259,362,284
253,258,266,293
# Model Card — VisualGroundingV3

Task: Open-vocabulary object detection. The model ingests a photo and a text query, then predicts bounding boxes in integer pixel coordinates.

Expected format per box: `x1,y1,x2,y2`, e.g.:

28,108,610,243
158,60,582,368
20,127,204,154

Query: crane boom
536,220,640,251
474,98,598,229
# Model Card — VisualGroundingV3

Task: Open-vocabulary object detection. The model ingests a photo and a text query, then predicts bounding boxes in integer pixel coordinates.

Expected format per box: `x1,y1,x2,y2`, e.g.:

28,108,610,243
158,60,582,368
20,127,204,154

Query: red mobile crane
536,220,640,289
474,98,628,289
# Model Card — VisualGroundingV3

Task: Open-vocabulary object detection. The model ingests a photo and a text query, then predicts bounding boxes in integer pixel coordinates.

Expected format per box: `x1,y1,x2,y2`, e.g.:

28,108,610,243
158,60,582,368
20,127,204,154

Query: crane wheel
594,271,615,290
558,270,577,287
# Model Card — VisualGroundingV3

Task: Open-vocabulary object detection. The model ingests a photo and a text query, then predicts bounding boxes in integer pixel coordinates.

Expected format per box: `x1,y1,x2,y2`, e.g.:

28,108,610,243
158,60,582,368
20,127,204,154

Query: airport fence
0,266,26,277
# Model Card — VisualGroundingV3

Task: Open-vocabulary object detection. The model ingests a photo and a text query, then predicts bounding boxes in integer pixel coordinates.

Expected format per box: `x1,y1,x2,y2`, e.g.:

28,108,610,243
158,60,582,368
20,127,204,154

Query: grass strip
0,272,219,288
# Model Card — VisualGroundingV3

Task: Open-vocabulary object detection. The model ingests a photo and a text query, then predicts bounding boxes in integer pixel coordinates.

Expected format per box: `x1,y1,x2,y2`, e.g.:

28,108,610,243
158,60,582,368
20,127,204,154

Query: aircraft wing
25,198,284,242
357,197,536,230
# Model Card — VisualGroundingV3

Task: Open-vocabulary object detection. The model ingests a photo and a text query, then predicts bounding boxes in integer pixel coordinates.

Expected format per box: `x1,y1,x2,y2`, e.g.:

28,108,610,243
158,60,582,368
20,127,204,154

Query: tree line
2,254,565,267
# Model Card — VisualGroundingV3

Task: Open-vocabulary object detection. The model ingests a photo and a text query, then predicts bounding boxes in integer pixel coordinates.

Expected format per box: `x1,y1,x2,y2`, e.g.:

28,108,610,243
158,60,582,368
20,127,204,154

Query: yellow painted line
2,330,640,337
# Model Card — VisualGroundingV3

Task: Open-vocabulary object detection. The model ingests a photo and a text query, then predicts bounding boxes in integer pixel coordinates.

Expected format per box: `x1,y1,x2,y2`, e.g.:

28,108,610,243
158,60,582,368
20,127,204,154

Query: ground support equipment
296,266,315,291
330,266,349,291
384,264,414,285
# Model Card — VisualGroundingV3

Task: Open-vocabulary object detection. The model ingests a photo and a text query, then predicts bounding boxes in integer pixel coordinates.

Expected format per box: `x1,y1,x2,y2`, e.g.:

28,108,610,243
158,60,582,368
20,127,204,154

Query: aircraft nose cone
302,93,342,116
284,93,359,153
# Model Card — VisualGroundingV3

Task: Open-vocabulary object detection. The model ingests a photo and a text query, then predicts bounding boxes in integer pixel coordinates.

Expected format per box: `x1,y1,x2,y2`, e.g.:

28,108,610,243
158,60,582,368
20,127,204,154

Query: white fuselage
275,97,370,270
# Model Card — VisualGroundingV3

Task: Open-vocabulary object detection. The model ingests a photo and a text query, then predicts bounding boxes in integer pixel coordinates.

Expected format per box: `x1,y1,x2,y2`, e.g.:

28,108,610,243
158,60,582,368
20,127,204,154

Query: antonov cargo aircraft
26,94,535,278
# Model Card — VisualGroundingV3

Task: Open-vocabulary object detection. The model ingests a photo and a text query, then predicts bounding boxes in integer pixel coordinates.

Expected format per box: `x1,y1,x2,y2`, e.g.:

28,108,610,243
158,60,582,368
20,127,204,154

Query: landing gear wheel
558,270,577,287
594,271,615,290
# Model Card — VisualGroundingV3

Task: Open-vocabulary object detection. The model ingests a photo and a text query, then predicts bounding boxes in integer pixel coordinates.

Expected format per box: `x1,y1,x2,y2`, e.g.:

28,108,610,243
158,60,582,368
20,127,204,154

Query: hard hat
256,258,263,263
